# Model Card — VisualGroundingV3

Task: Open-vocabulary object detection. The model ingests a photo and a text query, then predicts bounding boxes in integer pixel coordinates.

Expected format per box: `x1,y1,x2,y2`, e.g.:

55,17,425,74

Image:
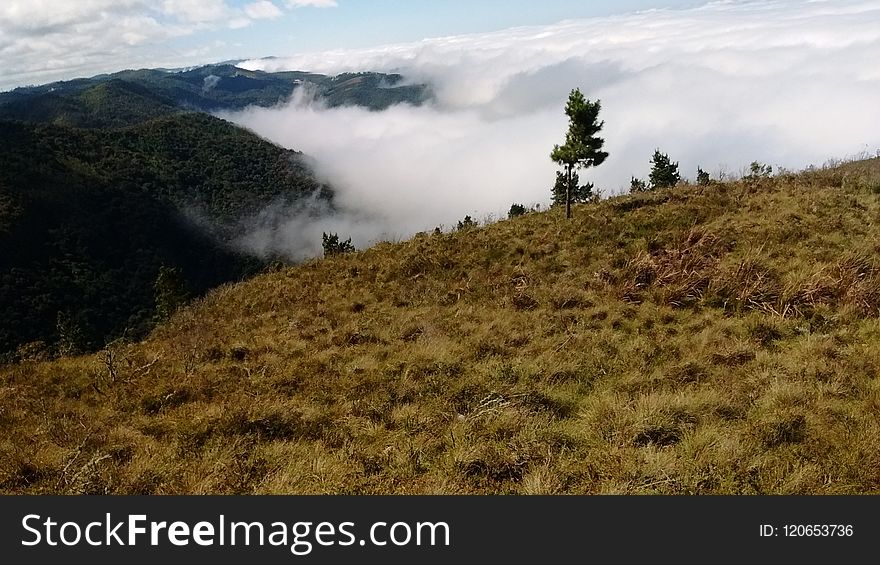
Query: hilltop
2,158,880,494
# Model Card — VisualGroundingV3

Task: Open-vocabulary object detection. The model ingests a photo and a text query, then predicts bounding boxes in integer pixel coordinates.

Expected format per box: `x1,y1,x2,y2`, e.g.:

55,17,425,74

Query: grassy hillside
3,158,880,494
0,114,328,358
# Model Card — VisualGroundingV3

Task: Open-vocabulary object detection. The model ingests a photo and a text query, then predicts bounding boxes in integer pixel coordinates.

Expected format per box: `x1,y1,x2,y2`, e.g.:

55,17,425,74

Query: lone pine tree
550,88,608,218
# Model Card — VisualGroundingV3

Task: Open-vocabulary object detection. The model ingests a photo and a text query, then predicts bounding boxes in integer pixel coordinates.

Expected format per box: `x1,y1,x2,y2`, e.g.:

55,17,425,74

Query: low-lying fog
223,0,880,260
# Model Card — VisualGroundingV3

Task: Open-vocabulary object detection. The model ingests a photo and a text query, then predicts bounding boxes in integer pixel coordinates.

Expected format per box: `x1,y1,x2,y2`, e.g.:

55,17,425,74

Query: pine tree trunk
565,164,572,219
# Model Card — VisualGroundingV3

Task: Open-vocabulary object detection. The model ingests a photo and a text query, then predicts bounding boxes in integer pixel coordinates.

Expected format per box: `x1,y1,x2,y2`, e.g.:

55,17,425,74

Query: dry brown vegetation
3,157,880,494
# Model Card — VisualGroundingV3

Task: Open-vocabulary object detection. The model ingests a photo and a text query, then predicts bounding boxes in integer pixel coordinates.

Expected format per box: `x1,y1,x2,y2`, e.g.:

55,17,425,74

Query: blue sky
186,0,705,61
218,0,704,55
1,0,706,89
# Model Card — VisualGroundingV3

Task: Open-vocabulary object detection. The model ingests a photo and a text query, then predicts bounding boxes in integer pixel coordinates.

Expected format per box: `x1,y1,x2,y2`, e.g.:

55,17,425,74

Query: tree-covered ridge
0,63,427,357
0,64,431,128
0,80,180,130
321,72,429,110
66,112,331,227
0,114,328,358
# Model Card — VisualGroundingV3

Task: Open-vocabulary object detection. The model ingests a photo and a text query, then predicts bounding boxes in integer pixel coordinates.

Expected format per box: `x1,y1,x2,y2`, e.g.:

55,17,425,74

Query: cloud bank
226,0,880,259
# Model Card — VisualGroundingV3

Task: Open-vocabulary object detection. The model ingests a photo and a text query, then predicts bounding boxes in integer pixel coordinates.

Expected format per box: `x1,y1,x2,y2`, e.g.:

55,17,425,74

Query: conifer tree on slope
550,88,608,218
649,150,681,189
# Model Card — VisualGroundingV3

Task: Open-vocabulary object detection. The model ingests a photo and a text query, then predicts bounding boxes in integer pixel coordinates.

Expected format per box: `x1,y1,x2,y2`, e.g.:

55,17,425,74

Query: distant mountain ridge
0,64,431,128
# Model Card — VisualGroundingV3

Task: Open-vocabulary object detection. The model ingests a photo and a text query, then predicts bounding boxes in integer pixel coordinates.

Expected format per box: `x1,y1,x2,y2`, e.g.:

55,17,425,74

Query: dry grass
3,158,880,494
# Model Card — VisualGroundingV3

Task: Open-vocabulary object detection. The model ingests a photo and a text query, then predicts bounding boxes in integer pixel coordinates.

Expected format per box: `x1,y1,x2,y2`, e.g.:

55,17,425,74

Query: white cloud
0,0,148,31
0,2,199,88
0,0,282,88
228,0,880,258
228,17,253,29
161,0,232,23
285,0,337,7
244,1,283,20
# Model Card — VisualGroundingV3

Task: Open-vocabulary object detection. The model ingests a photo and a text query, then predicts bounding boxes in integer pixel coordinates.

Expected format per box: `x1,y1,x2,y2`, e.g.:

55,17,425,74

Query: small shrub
747,161,773,179
322,232,355,257
696,167,711,186
457,215,478,230
630,177,649,193
508,203,527,218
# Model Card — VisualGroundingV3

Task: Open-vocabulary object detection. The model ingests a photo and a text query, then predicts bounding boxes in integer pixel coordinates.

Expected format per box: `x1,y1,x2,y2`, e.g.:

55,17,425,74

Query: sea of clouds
224,0,880,260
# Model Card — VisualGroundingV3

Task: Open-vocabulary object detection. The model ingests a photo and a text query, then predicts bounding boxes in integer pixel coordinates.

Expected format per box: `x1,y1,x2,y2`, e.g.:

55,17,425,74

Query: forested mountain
0,64,431,128
0,113,329,358
0,62,429,357
0,80,178,130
